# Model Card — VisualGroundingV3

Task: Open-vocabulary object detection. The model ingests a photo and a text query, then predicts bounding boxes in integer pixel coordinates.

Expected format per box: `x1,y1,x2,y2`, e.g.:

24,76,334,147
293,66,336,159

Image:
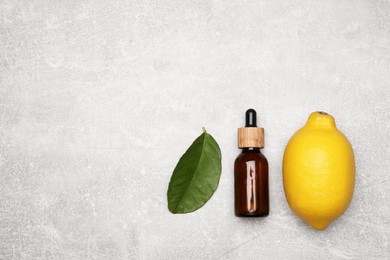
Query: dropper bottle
234,109,269,217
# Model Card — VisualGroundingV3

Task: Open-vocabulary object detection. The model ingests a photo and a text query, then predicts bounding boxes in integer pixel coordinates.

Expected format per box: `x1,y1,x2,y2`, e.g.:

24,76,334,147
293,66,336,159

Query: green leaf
167,128,222,214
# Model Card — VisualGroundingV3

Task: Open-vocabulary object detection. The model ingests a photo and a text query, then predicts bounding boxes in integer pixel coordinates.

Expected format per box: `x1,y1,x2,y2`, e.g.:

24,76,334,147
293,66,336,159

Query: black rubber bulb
245,109,257,127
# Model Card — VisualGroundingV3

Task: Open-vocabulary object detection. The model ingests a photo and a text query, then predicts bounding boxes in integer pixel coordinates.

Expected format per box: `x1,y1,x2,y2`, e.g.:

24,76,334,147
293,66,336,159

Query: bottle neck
242,148,261,153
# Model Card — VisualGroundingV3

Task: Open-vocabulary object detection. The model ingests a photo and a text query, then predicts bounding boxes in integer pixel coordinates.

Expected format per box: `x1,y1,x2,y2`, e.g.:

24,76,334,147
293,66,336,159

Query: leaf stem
202,127,207,133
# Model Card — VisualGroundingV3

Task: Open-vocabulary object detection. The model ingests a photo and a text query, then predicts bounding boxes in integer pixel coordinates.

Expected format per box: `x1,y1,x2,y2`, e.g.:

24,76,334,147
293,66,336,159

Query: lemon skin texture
283,112,355,230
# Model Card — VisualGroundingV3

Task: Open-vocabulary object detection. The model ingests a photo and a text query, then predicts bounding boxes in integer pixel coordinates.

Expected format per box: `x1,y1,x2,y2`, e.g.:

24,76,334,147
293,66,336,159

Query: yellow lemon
283,112,355,230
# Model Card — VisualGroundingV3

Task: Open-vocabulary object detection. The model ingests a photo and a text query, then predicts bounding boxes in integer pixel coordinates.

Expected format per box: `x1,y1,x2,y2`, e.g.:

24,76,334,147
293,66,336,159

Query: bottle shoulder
235,150,268,164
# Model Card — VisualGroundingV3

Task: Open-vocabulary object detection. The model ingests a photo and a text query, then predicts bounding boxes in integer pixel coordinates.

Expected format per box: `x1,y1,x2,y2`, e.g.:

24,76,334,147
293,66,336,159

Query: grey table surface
1,0,390,259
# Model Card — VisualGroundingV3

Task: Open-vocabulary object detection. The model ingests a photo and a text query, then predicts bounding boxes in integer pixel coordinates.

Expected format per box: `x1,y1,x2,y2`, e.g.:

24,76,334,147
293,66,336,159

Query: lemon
283,112,355,230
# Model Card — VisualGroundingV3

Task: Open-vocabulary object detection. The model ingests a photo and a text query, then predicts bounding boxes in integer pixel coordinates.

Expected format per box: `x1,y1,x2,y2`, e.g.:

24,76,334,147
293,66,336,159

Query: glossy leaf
167,128,222,214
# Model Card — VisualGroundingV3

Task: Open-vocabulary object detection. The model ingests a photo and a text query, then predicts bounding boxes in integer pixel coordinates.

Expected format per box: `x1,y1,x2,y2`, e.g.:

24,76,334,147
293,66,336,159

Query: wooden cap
238,127,264,148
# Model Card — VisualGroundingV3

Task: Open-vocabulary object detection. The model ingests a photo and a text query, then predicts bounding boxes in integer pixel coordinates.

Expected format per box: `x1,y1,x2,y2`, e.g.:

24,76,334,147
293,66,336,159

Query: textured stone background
1,0,390,259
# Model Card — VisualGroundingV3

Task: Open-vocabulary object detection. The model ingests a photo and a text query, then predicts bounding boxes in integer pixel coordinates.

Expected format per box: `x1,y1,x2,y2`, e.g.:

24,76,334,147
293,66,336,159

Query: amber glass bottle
235,109,269,217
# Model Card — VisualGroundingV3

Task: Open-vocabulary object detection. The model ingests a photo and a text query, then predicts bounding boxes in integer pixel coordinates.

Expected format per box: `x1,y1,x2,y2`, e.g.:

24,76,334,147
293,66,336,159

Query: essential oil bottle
234,109,269,217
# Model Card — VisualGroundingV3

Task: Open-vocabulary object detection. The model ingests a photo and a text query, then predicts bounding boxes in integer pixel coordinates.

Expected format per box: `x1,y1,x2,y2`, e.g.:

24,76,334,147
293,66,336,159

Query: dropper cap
245,109,257,127
238,109,264,148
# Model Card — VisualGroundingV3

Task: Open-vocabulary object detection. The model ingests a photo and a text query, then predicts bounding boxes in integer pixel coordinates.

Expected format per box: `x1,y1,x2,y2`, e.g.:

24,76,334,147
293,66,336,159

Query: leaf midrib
172,133,208,212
